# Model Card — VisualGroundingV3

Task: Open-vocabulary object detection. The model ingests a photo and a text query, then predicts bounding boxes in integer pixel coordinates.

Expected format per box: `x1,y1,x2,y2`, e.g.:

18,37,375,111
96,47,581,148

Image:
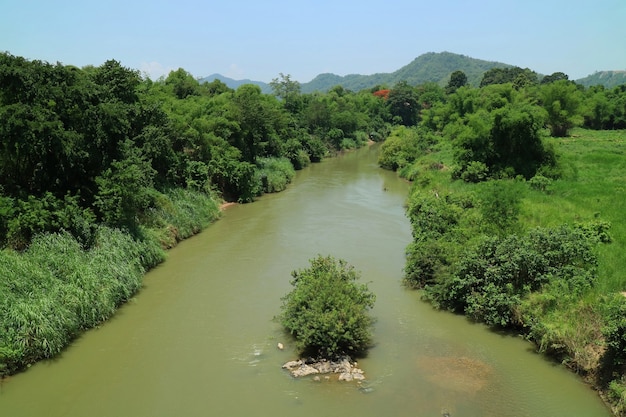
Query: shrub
378,126,422,171
430,225,598,327
279,255,375,358
600,295,626,377
529,174,552,192
283,137,311,170
478,180,522,236
406,191,462,241
460,161,489,183
256,157,296,193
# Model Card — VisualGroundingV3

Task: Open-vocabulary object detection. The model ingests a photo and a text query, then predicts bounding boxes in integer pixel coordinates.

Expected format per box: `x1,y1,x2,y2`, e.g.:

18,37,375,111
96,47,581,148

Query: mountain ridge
576,70,626,88
199,52,624,93
199,73,272,94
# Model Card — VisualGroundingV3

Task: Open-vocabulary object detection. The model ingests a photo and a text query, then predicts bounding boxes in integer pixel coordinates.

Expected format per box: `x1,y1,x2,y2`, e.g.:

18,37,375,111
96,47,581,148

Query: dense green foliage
382,123,626,412
2,49,626,412
431,225,598,327
372,61,626,412
279,255,376,358
0,52,395,250
0,52,396,376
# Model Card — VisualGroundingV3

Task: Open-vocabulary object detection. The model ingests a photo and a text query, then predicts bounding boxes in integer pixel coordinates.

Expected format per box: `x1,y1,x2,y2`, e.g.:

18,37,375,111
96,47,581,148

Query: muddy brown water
0,145,612,416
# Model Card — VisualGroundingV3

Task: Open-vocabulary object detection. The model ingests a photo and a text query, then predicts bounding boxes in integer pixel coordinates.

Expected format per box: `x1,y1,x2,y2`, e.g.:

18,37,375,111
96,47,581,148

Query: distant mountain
301,52,512,92
575,71,626,88
199,52,626,94
199,73,272,94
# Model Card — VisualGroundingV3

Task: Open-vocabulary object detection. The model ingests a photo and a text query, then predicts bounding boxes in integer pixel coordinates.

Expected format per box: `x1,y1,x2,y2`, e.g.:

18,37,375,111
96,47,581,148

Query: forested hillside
577,71,626,89
302,52,511,92
206,52,624,94
198,73,272,94
201,52,512,93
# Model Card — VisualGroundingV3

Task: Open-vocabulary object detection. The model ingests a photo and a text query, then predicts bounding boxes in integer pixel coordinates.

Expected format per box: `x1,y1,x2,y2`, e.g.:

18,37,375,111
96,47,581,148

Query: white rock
282,360,303,370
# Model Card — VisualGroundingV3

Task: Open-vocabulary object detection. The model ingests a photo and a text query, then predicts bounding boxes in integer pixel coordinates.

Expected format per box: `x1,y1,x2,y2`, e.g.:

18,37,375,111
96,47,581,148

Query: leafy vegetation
0,52,396,376
2,48,626,413
378,72,626,413
278,255,375,358
0,228,148,374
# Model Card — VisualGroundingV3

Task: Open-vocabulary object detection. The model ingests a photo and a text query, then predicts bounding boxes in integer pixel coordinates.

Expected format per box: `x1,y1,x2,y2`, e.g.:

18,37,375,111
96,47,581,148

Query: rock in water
282,356,365,381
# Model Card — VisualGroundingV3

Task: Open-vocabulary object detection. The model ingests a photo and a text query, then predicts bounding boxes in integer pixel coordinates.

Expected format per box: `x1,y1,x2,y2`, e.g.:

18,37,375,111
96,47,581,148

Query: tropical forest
1,51,626,416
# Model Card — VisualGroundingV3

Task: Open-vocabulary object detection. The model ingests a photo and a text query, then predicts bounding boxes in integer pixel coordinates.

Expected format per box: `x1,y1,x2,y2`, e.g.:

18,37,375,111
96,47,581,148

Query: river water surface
0,145,612,416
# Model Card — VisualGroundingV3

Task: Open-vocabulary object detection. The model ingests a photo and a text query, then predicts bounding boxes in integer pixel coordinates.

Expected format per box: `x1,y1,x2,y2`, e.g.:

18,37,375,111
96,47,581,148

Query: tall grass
522,128,626,293
0,187,221,376
139,187,221,250
0,228,144,374
256,157,296,193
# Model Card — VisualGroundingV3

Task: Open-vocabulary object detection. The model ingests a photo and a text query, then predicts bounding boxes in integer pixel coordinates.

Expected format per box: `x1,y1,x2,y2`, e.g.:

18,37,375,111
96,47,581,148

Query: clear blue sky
2,0,625,82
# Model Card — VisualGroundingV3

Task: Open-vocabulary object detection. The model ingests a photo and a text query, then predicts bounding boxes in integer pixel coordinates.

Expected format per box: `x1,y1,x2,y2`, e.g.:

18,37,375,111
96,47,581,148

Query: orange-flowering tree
373,89,390,99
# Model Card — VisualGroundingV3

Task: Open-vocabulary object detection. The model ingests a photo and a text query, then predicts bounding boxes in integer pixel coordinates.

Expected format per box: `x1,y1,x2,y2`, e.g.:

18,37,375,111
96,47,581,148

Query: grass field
531,128,626,294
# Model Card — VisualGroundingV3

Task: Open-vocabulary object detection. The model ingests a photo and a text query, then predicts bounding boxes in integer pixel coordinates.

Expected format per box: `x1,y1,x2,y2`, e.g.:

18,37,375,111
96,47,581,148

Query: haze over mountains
199,52,626,93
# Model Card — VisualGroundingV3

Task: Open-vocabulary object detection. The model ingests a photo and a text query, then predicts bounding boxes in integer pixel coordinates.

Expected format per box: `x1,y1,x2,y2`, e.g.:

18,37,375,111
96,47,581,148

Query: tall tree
270,73,302,114
387,81,420,126
165,68,200,99
541,72,569,84
446,70,468,94
540,80,583,137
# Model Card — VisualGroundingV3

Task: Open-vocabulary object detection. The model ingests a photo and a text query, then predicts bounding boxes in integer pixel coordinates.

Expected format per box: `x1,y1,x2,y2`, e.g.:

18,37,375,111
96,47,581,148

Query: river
0,144,612,416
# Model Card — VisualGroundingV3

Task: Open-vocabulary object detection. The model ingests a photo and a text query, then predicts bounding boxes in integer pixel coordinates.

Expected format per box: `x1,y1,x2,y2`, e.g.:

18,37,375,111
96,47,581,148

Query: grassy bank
390,127,626,415
0,188,220,377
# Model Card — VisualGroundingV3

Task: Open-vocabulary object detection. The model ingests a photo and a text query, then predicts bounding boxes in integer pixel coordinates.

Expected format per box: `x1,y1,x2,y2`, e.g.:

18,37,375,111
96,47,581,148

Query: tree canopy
0,52,394,249
279,255,376,358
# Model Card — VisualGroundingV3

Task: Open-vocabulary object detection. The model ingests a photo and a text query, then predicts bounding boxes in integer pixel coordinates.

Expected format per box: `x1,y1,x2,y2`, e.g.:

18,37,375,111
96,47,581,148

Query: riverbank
387,127,626,416
0,188,221,378
219,201,238,211
0,142,612,417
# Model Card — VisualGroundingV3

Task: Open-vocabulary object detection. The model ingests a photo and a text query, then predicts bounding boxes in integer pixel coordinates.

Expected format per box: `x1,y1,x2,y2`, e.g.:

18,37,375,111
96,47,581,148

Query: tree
541,72,569,84
446,70,468,94
94,140,156,227
279,255,376,358
92,59,141,104
453,100,552,180
480,67,538,87
489,101,550,178
270,73,302,114
165,68,200,99
202,78,232,96
231,84,273,162
386,81,420,126
540,80,583,137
